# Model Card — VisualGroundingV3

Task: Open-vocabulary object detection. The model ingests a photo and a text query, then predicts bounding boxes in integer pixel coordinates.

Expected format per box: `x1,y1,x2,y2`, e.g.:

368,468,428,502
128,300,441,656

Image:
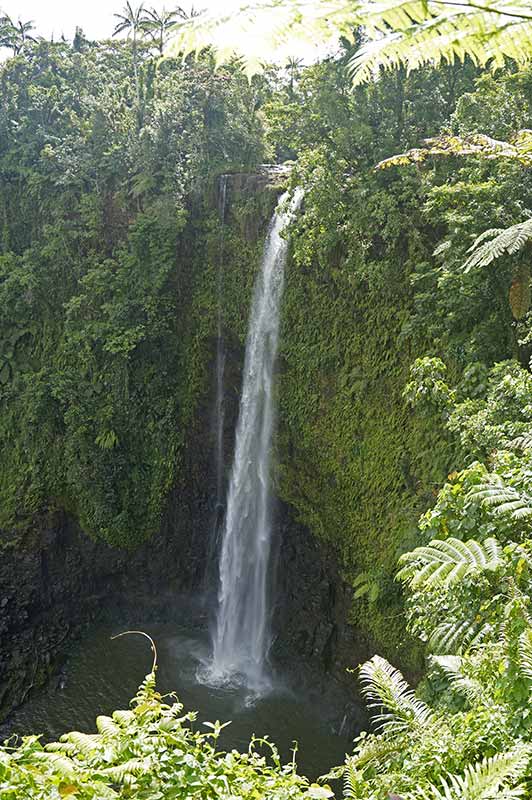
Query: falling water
211,189,303,692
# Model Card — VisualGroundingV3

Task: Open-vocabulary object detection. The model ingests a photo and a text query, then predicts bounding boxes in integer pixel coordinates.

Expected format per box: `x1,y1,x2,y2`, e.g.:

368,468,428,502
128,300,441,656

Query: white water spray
210,189,303,692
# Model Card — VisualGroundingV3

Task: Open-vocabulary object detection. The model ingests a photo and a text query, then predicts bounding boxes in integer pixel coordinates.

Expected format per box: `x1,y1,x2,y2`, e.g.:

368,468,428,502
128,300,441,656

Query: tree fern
469,480,532,520
509,264,532,319
418,747,530,800
359,655,433,733
462,217,532,272
397,537,503,589
168,1,532,84
377,131,532,170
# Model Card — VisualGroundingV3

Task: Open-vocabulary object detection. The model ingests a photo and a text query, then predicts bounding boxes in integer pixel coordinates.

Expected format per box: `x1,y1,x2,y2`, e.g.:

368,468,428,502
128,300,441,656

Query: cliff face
0,174,365,721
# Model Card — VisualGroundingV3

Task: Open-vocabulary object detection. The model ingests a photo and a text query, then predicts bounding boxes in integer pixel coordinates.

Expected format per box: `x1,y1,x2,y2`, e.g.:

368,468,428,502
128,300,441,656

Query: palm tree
1,16,37,56
0,15,14,51
285,56,303,97
113,2,147,101
141,7,187,56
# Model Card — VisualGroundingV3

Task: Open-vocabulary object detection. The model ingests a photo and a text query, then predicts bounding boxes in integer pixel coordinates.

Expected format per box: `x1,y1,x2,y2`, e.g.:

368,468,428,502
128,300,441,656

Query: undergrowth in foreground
0,664,332,800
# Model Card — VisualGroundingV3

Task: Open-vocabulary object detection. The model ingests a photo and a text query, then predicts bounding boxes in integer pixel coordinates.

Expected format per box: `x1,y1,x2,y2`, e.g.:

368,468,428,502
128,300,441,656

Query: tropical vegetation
2,1,532,798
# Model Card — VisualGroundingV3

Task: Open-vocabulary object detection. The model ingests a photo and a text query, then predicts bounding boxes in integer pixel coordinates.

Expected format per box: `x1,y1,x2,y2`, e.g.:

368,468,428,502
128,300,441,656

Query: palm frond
469,481,532,520
419,747,530,800
359,655,433,733
397,537,503,589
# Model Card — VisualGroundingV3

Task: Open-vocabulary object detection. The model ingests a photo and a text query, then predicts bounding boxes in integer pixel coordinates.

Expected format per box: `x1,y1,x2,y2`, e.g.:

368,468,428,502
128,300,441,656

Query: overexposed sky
1,1,243,42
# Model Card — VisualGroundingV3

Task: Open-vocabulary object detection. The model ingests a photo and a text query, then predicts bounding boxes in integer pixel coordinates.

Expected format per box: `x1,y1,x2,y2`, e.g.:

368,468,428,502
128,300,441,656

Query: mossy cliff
1,41,526,698
276,175,447,669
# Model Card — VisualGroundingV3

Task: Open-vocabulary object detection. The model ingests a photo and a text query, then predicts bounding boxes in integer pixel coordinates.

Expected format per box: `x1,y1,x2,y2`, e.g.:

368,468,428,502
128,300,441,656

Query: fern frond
359,655,433,733
59,731,102,758
419,747,530,800
469,482,532,520
519,628,532,682
112,709,135,726
397,537,503,589
377,131,532,170
509,432,532,451
349,6,532,87
168,1,532,85
96,715,121,737
352,733,404,768
97,757,149,782
31,751,78,780
343,758,364,798
462,217,532,272
44,742,78,755
430,655,483,703
428,615,490,655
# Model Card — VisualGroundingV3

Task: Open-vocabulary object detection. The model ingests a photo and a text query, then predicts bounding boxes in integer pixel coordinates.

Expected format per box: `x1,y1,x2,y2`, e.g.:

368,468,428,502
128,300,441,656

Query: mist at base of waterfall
0,619,358,781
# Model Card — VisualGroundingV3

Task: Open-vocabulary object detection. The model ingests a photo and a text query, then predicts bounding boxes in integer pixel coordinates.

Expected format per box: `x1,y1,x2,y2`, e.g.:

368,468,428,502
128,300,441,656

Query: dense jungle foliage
0,35,268,545
275,57,532,664
3,5,532,799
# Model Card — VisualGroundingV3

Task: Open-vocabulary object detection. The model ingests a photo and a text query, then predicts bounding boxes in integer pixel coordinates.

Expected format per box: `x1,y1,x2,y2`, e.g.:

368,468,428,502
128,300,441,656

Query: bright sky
1,1,243,41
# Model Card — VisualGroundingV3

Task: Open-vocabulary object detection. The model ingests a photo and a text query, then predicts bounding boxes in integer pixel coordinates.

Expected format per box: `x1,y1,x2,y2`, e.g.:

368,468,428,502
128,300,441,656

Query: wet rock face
0,485,361,722
0,518,118,718
0,386,217,719
271,503,373,686
0,475,212,720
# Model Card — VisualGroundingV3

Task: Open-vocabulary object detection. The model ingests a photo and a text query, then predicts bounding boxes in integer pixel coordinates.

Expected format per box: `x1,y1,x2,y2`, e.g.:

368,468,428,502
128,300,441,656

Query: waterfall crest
210,188,303,692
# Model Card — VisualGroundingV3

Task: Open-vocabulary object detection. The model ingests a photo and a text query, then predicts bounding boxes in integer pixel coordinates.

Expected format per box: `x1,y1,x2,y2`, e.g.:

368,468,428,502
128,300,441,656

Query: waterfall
211,188,303,692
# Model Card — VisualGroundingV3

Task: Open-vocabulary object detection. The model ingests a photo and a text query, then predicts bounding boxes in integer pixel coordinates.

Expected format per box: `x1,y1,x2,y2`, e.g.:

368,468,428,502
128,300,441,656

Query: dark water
1,621,359,780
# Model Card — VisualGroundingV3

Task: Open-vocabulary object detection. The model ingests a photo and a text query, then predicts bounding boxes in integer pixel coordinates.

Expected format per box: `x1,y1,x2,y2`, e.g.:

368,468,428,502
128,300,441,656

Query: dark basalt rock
0,479,364,725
